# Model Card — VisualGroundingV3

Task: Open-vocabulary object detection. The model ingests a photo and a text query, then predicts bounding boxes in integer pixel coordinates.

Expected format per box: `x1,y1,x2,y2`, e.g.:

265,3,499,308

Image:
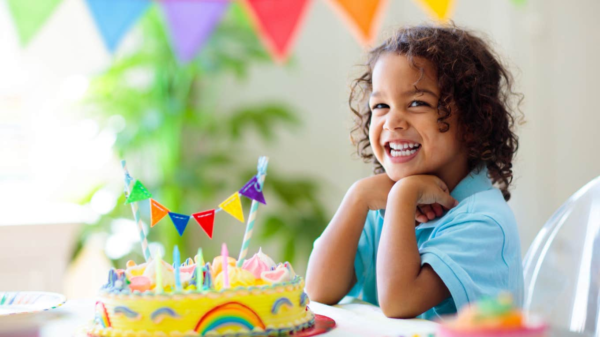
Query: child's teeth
391,148,418,157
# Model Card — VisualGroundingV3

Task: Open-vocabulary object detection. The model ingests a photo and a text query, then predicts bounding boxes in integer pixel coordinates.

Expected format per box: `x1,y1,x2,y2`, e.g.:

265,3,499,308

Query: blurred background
0,0,599,300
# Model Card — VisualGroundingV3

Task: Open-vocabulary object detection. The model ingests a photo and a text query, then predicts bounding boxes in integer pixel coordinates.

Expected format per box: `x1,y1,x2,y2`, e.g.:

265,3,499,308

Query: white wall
2,0,600,269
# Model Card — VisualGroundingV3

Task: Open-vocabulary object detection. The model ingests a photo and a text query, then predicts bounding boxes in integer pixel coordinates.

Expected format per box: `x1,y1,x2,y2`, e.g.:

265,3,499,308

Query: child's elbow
379,297,420,319
304,282,343,305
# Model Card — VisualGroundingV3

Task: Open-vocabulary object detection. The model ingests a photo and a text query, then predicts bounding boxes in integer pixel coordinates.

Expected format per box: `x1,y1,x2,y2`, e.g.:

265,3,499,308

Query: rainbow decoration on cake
272,297,294,314
94,301,111,328
151,307,182,324
113,306,140,320
194,302,266,334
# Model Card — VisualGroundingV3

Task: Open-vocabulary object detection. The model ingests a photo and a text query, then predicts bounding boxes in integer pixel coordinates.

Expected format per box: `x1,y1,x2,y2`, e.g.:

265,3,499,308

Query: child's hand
352,173,396,211
415,203,447,223
393,175,459,211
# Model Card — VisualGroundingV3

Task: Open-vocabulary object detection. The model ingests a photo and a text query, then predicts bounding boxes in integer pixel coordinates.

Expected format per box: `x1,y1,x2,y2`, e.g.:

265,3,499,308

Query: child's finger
416,206,428,223
432,203,444,217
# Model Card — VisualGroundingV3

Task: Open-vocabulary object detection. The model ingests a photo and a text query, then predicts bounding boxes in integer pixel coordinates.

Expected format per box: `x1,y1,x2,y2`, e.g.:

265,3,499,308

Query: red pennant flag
242,0,312,63
327,0,387,47
193,210,216,239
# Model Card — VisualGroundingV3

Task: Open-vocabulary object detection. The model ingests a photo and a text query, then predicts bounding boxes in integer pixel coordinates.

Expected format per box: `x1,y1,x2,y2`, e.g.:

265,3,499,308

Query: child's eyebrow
370,88,439,99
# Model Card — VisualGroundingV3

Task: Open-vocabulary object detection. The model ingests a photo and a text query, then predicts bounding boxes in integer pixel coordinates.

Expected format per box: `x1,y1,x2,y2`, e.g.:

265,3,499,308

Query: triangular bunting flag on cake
239,176,266,204
192,210,216,239
242,0,312,63
327,0,387,47
6,0,64,46
160,0,230,63
84,0,151,52
412,0,455,22
150,199,170,227
125,180,153,204
169,212,191,236
219,192,245,223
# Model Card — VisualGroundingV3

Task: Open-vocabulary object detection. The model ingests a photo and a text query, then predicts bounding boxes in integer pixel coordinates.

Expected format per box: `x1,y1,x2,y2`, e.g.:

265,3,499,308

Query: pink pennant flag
160,0,230,63
242,0,313,63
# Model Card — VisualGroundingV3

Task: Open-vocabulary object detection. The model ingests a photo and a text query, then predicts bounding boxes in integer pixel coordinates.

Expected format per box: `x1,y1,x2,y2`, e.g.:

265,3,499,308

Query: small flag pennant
219,192,245,223
242,0,312,63
125,180,153,204
239,176,266,204
160,0,230,63
169,212,191,236
327,0,387,47
6,0,64,46
150,199,170,227
84,0,151,52
193,209,216,239
412,0,455,22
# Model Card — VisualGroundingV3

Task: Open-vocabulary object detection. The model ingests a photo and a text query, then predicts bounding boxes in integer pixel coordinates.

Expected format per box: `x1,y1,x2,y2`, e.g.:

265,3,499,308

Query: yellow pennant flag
219,192,245,223
413,0,455,22
327,0,388,47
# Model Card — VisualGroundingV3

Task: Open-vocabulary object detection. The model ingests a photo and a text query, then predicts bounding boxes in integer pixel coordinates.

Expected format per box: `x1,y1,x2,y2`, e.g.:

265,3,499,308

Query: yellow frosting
213,267,257,290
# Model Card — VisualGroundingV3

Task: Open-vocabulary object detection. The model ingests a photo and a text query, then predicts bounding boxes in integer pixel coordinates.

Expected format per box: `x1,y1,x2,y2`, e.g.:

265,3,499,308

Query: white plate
0,291,66,333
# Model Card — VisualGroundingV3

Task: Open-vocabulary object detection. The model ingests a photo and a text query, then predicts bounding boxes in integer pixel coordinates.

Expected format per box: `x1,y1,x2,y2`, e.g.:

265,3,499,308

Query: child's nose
383,109,409,131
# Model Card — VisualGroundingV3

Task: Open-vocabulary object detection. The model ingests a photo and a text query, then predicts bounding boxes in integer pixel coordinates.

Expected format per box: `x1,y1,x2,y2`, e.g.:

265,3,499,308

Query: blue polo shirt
348,167,524,320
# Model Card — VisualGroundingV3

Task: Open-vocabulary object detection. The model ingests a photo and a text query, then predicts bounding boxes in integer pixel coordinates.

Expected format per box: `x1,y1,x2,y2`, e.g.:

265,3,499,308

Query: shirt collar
413,166,492,230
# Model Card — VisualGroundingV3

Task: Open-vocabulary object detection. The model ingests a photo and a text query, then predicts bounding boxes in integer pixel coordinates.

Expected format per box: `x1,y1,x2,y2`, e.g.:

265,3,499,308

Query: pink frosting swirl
241,254,270,279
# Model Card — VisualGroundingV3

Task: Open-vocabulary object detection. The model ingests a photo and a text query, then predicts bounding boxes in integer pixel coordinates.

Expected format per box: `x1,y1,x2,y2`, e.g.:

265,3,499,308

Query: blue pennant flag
84,0,151,52
168,212,190,237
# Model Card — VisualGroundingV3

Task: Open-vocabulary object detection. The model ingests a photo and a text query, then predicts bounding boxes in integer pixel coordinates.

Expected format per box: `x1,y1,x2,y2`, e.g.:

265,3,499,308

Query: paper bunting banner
84,0,151,52
239,176,266,205
160,0,230,63
192,210,216,239
6,0,64,46
150,199,170,227
412,0,455,22
327,0,387,47
169,212,191,236
242,0,312,63
125,180,153,204
219,192,245,223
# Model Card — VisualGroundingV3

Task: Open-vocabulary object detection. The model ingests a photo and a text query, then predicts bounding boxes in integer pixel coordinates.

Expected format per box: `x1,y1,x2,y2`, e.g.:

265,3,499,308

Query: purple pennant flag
239,176,266,205
160,0,230,63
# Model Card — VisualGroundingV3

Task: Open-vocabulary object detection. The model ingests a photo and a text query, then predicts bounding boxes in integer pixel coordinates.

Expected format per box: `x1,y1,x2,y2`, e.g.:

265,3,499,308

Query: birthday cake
86,248,314,336
437,294,547,337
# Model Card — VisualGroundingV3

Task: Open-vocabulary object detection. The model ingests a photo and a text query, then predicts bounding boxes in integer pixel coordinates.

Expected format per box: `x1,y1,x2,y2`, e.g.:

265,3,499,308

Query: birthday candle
173,245,181,291
155,251,163,293
222,243,229,288
195,248,205,292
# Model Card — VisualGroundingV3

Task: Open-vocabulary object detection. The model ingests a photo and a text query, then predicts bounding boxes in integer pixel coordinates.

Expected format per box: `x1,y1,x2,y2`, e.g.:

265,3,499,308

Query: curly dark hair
349,24,524,201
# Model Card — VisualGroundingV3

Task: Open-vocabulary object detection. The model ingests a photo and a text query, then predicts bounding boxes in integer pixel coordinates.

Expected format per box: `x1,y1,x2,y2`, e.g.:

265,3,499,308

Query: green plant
77,5,328,266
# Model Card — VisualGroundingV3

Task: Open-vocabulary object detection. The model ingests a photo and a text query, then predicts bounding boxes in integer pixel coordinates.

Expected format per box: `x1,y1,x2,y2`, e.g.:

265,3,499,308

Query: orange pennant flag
242,0,313,63
412,0,455,22
327,0,388,47
150,199,170,227
219,192,245,223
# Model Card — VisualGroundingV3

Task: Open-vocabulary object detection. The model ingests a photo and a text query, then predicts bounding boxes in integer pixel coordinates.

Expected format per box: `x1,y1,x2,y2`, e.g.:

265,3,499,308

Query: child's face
368,53,466,182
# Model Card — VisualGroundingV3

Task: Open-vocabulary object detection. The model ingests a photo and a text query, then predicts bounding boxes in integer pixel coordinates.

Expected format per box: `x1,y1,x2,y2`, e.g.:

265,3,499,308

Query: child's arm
305,174,395,305
377,175,457,318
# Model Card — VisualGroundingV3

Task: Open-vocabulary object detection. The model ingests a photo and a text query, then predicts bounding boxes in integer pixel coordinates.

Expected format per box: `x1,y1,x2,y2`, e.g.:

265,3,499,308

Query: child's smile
368,52,468,187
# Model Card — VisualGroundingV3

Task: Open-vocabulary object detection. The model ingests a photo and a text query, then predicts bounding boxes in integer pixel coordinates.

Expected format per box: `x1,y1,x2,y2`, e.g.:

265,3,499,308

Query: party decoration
242,0,312,63
195,248,205,292
169,212,191,236
194,302,265,334
84,0,151,52
160,0,230,63
173,245,182,291
221,243,230,288
150,307,181,324
239,176,266,205
114,306,141,320
237,157,268,266
219,192,245,223
122,161,151,261
327,0,387,46
192,210,216,239
150,199,170,227
6,0,64,46
412,0,455,22
271,297,293,314
125,180,152,204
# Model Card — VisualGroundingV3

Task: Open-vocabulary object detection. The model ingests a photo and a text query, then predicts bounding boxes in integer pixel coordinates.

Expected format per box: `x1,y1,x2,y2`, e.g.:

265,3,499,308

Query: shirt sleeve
348,210,381,305
419,212,510,315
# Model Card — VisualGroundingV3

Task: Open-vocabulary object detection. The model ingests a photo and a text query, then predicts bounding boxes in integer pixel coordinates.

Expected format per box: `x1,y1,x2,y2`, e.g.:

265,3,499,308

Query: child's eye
371,103,389,110
409,100,431,108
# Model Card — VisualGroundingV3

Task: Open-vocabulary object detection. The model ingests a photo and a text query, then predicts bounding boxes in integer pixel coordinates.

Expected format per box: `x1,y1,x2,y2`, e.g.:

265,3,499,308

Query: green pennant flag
510,0,527,7
125,180,153,204
7,0,64,46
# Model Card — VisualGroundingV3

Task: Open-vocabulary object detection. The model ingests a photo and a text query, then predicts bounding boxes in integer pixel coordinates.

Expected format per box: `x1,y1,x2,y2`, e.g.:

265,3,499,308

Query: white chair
523,176,600,336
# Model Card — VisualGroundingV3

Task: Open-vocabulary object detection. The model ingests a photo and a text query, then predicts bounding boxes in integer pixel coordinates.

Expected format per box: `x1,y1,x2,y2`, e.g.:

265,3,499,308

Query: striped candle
237,156,268,267
121,160,151,261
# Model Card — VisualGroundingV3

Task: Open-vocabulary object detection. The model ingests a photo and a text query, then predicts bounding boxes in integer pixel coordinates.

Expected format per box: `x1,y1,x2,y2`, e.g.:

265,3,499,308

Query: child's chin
385,170,412,182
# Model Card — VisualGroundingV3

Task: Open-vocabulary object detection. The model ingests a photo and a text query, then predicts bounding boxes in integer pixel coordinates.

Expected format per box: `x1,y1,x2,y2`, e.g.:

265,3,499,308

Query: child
305,24,524,320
